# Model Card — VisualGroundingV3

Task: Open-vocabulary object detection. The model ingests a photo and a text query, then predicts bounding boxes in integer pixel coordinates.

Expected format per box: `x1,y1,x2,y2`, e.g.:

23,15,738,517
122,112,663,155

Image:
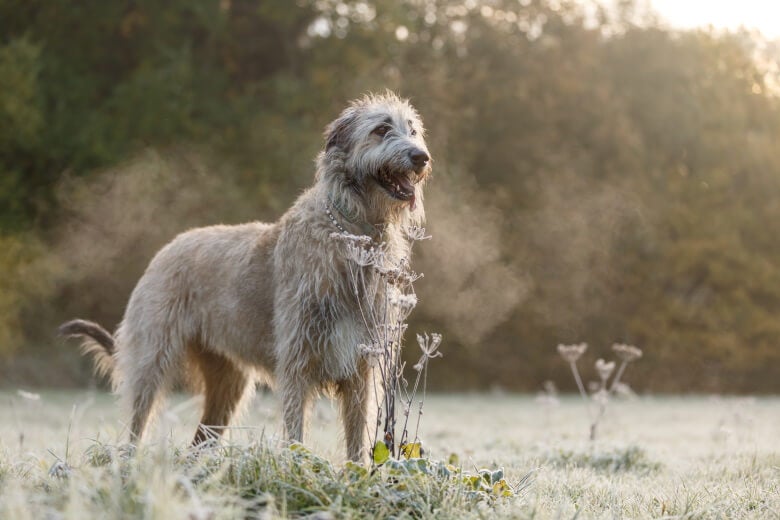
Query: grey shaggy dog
60,92,432,462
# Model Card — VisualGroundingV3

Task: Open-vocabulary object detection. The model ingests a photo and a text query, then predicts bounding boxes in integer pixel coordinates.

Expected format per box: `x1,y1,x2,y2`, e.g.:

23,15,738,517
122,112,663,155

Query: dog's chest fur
271,188,412,383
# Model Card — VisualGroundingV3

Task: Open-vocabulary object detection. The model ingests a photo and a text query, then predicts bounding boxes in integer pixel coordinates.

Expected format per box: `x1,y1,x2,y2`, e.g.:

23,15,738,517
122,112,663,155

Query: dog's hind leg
126,354,172,442
117,324,183,443
191,349,253,446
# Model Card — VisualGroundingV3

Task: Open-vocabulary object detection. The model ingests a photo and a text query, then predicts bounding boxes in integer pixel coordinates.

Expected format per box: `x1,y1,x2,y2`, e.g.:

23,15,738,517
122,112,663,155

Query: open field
0,391,778,518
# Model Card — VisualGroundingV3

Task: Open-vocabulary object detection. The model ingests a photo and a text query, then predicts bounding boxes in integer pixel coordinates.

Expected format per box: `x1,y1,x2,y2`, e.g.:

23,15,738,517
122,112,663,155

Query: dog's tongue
399,176,416,210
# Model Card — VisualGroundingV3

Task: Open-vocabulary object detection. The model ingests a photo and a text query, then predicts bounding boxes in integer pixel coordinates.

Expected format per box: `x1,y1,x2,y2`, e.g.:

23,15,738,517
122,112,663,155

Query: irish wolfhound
60,92,431,461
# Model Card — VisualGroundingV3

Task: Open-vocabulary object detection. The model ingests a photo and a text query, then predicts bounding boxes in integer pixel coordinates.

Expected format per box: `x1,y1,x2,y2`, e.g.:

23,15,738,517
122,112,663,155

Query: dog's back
119,221,280,376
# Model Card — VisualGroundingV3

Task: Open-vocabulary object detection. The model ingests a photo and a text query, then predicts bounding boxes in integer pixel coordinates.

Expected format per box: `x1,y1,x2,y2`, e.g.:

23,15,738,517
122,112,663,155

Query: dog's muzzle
375,147,430,210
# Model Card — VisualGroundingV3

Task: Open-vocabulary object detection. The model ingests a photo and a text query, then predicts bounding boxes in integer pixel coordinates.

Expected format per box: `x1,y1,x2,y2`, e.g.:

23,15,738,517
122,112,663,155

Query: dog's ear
325,111,357,152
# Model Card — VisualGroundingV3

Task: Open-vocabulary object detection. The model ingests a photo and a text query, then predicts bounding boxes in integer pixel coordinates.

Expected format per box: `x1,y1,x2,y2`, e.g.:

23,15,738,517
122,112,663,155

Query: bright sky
650,0,780,38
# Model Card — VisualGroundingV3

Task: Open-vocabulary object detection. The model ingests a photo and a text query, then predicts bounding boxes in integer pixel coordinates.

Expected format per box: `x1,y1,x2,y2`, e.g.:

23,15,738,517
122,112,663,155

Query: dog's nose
409,149,429,168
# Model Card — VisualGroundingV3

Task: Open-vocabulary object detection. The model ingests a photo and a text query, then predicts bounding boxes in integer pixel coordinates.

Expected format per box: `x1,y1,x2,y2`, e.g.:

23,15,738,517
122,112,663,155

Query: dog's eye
373,124,390,137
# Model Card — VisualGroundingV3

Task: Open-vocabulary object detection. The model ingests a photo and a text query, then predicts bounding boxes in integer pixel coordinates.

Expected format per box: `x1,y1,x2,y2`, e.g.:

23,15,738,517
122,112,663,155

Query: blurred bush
0,234,60,355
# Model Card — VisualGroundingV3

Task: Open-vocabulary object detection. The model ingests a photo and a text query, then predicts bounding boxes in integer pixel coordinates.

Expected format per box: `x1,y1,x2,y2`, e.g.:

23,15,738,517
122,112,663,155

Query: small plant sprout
332,226,442,464
535,380,560,428
556,342,643,441
535,380,560,407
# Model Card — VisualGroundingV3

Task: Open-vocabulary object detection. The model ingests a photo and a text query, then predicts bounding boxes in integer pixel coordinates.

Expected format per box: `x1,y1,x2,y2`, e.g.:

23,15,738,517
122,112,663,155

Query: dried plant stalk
335,227,441,461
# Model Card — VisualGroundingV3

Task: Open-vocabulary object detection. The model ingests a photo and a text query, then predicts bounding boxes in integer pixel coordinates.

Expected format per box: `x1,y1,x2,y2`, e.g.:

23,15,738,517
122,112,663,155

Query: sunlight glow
651,0,780,38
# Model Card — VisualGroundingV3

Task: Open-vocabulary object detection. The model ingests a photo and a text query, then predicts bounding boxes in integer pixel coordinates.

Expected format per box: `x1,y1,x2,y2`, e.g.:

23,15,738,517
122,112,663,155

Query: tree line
1,0,779,392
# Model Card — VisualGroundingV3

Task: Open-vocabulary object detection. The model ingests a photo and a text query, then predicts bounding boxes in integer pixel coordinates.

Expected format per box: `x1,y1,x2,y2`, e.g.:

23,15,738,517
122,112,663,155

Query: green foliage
0,234,61,355
0,38,42,152
0,38,43,231
462,468,515,499
194,442,520,517
373,440,390,465
401,442,422,459
371,441,521,503
541,445,662,474
20,440,527,518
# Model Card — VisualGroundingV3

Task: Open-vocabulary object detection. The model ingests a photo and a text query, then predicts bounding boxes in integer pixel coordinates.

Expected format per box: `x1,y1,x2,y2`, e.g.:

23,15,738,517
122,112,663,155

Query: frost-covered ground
1,391,778,518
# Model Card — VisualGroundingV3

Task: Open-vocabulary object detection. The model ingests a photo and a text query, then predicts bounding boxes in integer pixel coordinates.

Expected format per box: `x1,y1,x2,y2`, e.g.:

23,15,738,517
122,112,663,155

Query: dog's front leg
337,364,374,463
278,375,313,444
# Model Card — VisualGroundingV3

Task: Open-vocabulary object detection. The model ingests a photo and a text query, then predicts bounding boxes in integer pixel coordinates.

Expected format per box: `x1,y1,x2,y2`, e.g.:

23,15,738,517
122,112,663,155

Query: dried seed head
389,292,418,316
416,333,443,357
375,264,423,286
374,264,401,282
413,333,443,371
405,225,432,241
595,358,615,382
345,242,379,266
557,343,587,363
612,343,643,363
358,342,384,367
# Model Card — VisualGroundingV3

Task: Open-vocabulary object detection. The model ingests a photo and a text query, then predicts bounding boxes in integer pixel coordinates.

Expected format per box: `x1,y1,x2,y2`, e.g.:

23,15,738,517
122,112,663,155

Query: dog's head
319,92,432,223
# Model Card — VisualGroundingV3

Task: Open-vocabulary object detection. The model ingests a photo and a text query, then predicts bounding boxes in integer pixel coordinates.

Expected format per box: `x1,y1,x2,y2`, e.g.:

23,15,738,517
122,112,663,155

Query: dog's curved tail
59,319,116,379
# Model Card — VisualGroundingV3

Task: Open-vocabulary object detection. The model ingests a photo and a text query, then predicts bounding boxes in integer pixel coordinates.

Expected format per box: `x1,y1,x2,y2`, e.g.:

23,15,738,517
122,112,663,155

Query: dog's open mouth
376,167,417,209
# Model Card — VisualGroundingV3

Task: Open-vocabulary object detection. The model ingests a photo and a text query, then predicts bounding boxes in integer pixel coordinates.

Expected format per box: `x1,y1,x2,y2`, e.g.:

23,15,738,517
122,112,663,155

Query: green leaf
344,460,367,480
465,475,482,490
400,442,421,459
435,463,452,478
403,458,429,474
492,478,513,497
372,440,389,465
289,442,308,453
385,459,405,474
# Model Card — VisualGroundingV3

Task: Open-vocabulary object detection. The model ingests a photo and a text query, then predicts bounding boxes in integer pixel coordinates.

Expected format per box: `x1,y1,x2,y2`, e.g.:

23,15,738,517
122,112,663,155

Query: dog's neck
326,189,385,240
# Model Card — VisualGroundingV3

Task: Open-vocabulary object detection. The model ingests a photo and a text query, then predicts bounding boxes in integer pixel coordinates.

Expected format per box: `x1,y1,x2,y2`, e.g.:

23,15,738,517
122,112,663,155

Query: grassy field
0,390,778,518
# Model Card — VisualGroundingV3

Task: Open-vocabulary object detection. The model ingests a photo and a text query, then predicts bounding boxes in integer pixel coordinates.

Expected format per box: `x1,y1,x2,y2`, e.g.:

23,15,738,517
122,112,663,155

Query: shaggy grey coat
60,92,432,461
